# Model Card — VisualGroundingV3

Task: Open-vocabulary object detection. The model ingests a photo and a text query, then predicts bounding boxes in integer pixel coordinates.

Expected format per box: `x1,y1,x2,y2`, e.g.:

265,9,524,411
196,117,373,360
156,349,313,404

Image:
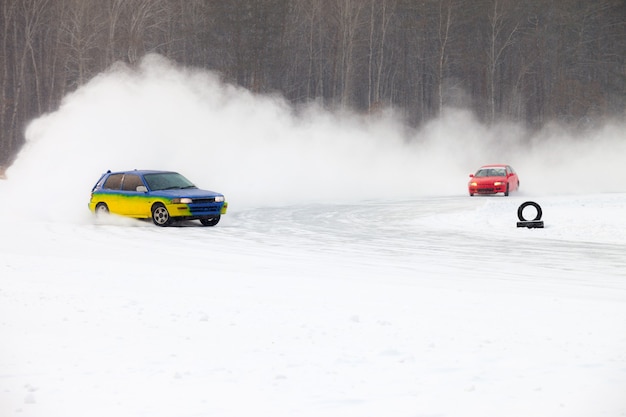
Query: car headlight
172,198,193,204
494,182,503,186
470,182,477,187
215,196,225,202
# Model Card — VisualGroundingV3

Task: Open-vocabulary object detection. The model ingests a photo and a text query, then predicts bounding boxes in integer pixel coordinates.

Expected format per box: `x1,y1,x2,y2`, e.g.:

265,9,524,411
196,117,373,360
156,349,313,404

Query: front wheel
152,204,171,226
200,216,220,226
504,184,510,196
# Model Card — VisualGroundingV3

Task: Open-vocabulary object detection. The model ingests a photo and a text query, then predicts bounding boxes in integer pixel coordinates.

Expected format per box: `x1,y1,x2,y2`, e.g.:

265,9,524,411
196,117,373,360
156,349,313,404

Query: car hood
149,188,223,198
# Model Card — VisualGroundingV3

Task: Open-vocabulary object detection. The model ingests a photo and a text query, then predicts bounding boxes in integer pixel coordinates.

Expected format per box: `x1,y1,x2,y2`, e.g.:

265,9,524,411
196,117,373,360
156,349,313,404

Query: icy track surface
1,193,625,417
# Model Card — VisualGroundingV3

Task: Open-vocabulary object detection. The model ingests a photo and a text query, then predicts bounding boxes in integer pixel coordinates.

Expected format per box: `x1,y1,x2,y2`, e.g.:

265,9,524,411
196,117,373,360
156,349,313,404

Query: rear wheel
200,216,220,227
95,202,109,216
151,204,170,226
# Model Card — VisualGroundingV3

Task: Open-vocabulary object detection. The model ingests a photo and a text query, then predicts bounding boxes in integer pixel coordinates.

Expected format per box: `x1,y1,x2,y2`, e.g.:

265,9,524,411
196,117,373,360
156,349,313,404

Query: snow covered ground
1,55,625,416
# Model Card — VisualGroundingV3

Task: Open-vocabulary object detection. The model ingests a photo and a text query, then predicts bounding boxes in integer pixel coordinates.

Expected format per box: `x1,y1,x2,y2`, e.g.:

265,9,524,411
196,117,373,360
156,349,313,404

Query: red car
468,164,519,196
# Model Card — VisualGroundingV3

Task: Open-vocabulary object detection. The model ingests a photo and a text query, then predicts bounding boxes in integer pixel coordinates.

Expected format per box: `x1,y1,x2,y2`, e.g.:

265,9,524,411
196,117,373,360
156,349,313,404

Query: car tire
152,203,171,226
200,216,220,227
95,202,109,216
504,184,510,197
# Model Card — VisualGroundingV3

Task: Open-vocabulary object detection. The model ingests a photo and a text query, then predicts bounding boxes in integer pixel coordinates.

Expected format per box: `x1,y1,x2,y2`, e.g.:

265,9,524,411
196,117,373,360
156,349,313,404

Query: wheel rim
153,206,170,225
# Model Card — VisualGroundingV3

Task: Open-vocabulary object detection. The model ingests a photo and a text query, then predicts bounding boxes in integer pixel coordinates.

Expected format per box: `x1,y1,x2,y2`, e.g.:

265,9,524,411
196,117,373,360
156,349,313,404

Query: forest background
1,0,624,168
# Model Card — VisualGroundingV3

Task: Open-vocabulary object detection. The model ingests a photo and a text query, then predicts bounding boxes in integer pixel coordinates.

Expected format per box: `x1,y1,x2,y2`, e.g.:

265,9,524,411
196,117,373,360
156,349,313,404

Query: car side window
122,174,143,191
103,174,123,190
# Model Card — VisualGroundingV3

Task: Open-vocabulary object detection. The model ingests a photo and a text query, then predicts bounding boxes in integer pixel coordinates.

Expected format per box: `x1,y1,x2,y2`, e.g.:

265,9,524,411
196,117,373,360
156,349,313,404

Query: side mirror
136,185,148,193
469,174,474,178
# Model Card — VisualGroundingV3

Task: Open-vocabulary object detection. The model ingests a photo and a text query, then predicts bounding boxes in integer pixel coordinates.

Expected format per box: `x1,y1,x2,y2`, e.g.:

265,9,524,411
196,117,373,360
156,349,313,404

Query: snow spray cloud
3,54,625,222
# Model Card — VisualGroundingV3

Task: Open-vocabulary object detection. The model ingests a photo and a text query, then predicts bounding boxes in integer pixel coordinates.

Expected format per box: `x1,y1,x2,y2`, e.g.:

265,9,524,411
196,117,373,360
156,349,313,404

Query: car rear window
103,174,123,190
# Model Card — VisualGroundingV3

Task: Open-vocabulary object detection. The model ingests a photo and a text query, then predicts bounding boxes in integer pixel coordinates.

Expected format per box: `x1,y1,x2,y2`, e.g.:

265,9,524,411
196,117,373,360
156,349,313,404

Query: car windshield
143,172,197,191
475,168,506,177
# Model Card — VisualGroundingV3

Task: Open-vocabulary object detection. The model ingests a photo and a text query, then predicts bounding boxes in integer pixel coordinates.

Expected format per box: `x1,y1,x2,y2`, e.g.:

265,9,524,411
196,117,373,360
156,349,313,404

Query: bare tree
485,0,520,123
103,0,124,65
62,0,103,86
367,0,396,110
10,0,49,152
0,0,18,164
334,0,365,107
436,0,453,115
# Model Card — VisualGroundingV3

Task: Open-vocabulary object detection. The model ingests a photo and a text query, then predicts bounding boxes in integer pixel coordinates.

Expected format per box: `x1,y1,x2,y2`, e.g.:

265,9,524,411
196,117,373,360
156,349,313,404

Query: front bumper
169,201,228,218
469,185,507,194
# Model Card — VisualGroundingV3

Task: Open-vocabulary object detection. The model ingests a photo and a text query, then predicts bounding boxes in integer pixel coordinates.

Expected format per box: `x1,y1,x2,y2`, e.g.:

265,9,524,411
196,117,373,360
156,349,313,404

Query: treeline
1,0,625,166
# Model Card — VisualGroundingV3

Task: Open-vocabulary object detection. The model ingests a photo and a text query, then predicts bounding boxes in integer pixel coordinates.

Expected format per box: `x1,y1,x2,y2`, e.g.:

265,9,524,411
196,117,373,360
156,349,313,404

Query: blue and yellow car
88,170,227,226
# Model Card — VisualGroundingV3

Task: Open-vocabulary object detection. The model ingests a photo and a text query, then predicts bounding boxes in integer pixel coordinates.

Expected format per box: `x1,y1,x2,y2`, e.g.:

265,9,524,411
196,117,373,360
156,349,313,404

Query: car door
120,174,148,217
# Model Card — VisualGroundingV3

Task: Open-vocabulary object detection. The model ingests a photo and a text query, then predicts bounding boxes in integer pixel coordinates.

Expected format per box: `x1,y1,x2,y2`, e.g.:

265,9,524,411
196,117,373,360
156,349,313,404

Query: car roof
480,164,508,168
105,169,176,175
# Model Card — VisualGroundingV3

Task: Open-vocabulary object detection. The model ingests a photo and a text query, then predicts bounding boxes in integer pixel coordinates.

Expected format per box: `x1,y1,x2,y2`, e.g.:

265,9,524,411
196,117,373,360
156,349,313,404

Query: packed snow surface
1,55,625,416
